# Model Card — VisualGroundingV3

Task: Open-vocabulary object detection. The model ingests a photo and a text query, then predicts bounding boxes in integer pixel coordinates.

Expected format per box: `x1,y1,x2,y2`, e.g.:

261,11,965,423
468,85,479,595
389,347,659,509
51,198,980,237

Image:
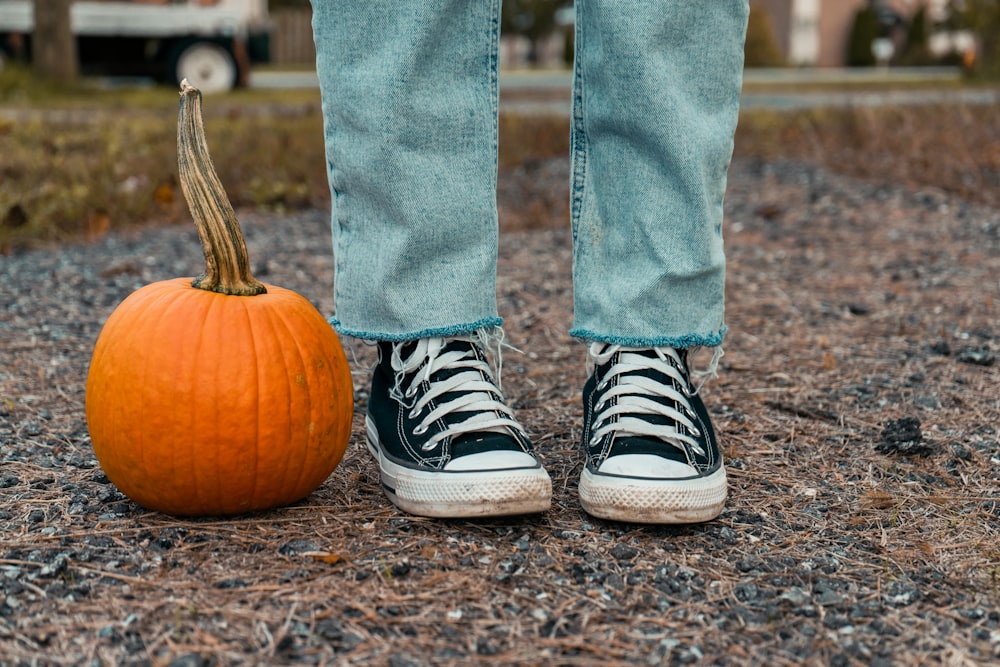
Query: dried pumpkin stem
177,80,266,296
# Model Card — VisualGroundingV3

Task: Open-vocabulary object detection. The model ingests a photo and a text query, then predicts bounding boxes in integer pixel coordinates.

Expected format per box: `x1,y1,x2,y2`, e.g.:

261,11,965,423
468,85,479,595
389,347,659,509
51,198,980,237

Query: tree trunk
33,0,78,83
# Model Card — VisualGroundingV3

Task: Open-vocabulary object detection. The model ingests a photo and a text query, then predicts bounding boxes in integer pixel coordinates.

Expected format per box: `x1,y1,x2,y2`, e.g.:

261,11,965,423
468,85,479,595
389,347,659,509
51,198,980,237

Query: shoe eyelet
407,408,418,419
413,424,428,436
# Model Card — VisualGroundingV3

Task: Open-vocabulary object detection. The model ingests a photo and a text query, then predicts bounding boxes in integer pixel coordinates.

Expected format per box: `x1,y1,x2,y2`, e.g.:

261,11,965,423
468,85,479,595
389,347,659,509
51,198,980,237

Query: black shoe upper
368,338,535,471
581,345,722,479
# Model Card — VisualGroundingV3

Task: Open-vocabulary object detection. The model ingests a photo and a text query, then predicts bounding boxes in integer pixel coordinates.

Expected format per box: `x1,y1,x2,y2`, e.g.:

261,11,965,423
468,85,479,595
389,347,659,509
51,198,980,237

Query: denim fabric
311,1,503,340
311,1,748,347
570,0,747,348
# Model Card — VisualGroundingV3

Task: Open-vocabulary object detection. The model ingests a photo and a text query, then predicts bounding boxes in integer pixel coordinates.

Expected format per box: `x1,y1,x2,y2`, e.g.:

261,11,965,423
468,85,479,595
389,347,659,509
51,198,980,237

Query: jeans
311,0,748,348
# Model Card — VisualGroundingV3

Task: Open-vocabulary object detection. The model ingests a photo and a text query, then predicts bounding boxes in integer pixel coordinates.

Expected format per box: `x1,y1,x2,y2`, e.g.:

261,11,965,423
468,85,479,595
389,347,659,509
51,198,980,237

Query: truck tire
169,40,238,93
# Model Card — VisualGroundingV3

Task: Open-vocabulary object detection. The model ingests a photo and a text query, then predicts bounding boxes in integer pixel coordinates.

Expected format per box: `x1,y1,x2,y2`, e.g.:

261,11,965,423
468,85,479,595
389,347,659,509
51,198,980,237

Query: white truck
0,0,271,92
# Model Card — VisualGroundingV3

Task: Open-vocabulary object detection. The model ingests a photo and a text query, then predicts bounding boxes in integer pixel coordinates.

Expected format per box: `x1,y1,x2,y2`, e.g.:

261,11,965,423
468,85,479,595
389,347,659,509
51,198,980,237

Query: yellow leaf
154,181,175,206
304,552,345,565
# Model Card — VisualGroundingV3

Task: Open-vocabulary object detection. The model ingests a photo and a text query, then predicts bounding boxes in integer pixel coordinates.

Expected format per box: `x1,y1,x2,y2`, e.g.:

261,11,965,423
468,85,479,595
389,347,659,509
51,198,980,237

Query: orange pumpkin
85,81,353,516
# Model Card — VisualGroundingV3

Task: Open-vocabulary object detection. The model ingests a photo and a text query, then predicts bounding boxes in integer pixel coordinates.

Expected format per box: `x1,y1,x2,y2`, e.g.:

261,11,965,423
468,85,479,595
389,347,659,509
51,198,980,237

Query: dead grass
2,157,999,664
0,101,328,251
1,74,999,665
4,67,999,254
734,104,1000,208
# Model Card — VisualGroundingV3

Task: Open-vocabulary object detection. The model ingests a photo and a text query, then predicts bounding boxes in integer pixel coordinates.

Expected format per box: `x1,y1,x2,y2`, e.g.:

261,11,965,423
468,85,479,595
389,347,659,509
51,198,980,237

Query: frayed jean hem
329,316,504,342
569,327,727,350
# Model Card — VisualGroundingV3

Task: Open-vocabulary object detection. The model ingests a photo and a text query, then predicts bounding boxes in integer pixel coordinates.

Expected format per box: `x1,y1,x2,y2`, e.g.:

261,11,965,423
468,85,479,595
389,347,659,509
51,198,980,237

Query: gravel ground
1,156,999,666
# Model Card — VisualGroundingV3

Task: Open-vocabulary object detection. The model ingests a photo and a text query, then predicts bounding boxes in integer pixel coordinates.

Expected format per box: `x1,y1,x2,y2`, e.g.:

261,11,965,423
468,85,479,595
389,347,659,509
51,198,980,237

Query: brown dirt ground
1,155,998,666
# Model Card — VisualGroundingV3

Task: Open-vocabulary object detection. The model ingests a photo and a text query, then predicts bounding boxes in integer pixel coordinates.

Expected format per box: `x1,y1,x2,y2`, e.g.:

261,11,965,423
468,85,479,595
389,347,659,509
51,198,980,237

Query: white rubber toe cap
444,450,540,472
597,453,696,479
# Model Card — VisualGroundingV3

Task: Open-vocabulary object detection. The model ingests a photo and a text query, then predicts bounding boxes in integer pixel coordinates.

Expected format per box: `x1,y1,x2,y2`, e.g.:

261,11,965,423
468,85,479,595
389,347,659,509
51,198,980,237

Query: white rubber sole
366,421,552,519
579,465,728,524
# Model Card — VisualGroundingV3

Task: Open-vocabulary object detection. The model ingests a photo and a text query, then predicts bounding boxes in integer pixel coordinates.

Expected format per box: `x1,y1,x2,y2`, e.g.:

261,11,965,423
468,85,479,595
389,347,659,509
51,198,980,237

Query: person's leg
312,0,502,340
570,0,748,523
311,1,550,518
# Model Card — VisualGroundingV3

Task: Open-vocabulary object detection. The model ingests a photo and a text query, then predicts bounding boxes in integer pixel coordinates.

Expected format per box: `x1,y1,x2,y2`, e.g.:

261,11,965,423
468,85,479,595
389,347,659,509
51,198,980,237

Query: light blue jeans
311,1,748,348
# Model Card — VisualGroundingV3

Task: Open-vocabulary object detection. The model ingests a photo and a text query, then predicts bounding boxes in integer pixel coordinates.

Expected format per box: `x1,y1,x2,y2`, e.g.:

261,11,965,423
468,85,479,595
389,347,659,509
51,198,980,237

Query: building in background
752,0,969,67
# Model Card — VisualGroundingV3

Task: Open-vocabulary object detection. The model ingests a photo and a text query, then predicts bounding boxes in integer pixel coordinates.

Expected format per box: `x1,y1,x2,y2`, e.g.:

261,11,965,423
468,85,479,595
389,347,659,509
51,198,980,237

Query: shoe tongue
433,339,481,379
608,435,692,465
441,338,477,354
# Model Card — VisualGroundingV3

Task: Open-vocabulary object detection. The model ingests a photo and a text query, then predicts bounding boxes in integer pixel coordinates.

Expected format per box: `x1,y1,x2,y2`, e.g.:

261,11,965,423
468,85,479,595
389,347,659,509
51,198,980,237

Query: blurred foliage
847,5,880,67
948,0,1000,77
0,61,83,102
745,4,785,68
267,0,311,8
0,64,328,252
4,52,1000,253
0,105,329,252
501,0,569,65
735,102,1000,211
899,5,934,66
0,61,578,251
497,111,569,170
0,62,321,108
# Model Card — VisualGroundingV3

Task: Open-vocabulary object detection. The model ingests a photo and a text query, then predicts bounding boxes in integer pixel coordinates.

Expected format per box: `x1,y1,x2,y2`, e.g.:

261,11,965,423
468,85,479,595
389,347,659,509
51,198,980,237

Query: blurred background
2,0,1000,252
0,0,986,85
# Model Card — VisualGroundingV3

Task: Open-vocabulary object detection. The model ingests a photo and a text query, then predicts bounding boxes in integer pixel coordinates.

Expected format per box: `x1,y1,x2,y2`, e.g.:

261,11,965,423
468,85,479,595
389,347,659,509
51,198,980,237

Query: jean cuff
569,327,726,350
329,316,504,342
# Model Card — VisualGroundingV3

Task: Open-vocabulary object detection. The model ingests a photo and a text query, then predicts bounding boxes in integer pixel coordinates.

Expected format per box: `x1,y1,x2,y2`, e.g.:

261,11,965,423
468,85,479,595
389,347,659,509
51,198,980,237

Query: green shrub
847,5,880,67
745,4,785,68
953,0,1000,79
899,5,934,66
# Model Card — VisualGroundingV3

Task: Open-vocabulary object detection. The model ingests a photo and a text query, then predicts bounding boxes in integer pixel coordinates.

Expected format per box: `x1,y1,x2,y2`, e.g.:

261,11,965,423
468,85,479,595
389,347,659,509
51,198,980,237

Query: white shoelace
588,343,705,456
389,337,525,452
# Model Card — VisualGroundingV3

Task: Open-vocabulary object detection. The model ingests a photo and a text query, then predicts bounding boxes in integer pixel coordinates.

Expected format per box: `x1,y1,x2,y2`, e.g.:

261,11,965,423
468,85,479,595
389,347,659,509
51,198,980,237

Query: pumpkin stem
177,79,266,296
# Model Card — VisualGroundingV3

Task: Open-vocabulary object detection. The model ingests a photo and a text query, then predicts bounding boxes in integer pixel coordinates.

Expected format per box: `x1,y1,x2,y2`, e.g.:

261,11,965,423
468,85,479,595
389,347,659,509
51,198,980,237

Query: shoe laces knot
588,342,705,456
387,336,526,451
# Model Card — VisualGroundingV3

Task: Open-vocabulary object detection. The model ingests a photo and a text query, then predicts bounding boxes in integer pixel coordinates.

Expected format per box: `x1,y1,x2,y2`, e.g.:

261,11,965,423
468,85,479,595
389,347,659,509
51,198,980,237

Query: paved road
738,87,1000,110
249,67,1000,113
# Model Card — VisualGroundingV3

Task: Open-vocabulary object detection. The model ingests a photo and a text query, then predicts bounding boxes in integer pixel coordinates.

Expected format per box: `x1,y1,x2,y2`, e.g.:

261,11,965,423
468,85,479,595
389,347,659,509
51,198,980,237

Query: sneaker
366,336,552,518
579,343,727,524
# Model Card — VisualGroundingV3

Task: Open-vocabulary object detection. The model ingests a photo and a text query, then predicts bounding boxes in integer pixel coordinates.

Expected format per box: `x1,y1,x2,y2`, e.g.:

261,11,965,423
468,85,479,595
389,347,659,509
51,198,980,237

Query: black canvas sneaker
366,336,551,518
579,343,727,524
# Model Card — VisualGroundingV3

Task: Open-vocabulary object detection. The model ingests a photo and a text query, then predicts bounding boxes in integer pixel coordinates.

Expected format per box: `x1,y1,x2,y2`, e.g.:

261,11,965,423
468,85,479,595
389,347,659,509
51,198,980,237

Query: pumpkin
85,81,353,516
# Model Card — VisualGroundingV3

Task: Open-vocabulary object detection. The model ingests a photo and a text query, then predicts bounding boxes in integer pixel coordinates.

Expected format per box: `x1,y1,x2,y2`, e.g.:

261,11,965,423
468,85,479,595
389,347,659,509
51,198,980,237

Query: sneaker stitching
395,383,447,470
